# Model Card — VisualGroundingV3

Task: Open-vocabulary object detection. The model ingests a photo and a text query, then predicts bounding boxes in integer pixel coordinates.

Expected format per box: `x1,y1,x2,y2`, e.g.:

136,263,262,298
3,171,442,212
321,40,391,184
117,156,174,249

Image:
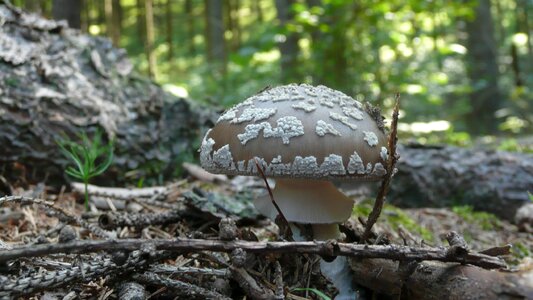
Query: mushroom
199,84,388,298
200,84,387,239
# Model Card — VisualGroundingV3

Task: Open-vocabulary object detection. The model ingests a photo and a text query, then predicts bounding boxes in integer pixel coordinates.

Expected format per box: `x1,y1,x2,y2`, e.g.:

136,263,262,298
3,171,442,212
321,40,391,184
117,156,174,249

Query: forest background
11,0,533,149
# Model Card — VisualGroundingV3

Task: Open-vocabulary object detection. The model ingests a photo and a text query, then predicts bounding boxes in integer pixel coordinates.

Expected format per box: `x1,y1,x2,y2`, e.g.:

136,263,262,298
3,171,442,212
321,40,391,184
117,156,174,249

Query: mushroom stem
312,223,341,240
253,179,354,224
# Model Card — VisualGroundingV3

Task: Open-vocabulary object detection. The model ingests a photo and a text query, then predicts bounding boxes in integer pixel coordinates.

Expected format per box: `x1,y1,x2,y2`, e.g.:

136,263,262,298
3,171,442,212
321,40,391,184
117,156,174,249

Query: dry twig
362,94,401,242
254,159,293,241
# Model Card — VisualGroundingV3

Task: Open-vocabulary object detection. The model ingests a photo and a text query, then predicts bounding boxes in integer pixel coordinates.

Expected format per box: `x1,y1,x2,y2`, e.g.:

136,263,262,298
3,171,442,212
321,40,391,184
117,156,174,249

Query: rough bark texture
349,258,533,300
388,144,533,221
0,3,213,186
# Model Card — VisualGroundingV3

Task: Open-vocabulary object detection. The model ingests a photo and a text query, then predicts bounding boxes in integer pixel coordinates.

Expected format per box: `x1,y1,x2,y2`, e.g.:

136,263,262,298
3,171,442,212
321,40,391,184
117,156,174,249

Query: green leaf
292,288,331,300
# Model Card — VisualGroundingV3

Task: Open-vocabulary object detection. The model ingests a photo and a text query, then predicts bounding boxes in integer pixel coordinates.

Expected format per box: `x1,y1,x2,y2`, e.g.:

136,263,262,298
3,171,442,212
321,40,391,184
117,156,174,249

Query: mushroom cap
200,84,388,180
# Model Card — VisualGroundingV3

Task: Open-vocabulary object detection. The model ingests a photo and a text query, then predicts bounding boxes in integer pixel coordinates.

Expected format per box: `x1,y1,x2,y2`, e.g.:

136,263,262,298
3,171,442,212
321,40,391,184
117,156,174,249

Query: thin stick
0,238,506,269
362,94,401,242
254,158,293,240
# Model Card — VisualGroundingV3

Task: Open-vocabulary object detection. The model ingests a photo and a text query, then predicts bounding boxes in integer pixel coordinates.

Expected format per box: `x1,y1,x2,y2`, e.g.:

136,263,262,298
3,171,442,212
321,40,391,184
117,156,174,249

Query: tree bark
104,0,121,46
52,0,81,29
463,0,502,135
274,0,300,83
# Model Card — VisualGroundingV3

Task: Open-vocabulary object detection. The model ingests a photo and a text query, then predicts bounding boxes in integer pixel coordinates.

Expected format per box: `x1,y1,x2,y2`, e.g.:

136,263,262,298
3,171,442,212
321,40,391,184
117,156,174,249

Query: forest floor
0,167,531,299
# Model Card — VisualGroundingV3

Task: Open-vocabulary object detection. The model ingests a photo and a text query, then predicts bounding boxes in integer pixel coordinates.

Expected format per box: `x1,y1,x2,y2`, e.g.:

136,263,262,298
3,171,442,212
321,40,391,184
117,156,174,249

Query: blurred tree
463,0,502,135
137,0,145,43
305,0,349,92
185,0,196,55
145,0,156,78
105,0,121,46
166,0,173,61
205,0,226,73
52,0,81,29
24,0,41,13
225,0,241,51
275,0,300,82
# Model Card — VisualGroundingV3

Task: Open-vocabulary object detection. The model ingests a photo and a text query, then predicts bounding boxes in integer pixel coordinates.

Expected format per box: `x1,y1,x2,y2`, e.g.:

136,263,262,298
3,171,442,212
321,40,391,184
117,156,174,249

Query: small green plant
57,130,114,211
528,191,533,202
292,288,331,300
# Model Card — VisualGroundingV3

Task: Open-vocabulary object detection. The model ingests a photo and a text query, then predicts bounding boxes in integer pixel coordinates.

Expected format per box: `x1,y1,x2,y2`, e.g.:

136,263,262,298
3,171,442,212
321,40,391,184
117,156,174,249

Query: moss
352,200,434,242
511,242,531,260
452,205,502,230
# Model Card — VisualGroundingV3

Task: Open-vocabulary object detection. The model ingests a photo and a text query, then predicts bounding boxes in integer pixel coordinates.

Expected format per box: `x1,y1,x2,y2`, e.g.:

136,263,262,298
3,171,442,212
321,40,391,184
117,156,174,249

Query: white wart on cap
200,84,388,180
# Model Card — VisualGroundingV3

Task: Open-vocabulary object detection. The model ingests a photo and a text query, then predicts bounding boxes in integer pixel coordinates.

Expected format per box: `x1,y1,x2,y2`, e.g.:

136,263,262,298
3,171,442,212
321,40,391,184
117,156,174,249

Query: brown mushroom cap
200,84,388,179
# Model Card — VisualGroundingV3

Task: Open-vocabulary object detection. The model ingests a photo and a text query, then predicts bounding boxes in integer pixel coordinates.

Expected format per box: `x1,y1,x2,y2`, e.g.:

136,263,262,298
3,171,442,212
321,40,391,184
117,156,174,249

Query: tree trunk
204,0,226,73
52,0,81,29
274,0,300,83
136,0,145,43
463,0,502,135
104,0,120,46
0,4,210,186
254,0,263,23
24,0,41,13
185,0,196,55
166,0,173,61
145,0,156,79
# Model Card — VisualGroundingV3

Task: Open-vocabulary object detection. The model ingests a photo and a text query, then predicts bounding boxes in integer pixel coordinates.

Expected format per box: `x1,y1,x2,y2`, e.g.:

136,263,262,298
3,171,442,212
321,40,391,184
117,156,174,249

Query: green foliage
292,288,331,300
528,191,533,202
353,200,434,241
452,206,501,230
57,130,114,211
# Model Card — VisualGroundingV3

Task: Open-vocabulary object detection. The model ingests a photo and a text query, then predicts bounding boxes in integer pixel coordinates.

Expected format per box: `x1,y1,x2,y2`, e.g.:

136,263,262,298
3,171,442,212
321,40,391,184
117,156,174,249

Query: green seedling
57,130,114,211
292,288,331,300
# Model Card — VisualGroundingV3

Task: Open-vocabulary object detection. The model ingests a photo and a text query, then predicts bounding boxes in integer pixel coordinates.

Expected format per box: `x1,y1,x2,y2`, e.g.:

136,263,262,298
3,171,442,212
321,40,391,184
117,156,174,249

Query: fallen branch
98,210,183,230
0,238,506,269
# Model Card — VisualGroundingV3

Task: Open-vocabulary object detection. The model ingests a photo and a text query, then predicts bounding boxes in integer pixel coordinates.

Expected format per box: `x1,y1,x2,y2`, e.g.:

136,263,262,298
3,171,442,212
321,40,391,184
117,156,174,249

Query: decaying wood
133,272,232,300
117,282,147,300
341,144,533,221
0,250,166,298
348,258,533,299
98,210,183,230
0,238,506,269
0,2,214,185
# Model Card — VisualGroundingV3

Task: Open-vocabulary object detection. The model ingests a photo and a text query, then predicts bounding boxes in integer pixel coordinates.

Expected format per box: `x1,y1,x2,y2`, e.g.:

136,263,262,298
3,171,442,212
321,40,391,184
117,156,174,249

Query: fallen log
349,258,533,300
0,2,214,186
389,144,533,222
341,144,533,222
